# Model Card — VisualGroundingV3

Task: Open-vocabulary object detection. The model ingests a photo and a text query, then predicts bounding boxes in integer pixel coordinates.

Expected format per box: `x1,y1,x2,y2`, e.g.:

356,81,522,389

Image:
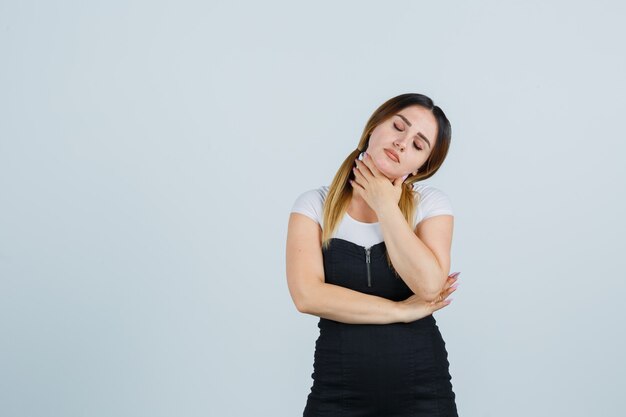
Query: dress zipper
365,246,372,287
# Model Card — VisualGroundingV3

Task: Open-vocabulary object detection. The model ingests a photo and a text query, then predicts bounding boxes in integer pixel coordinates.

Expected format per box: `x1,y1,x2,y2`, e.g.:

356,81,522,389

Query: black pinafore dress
303,237,458,417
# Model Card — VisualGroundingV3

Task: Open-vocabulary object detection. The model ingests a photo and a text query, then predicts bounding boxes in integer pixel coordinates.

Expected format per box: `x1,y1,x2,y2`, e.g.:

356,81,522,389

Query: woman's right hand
396,272,460,323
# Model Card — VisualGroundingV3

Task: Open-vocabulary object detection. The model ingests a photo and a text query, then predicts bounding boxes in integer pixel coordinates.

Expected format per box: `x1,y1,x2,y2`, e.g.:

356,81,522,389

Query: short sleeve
290,186,328,226
414,184,454,225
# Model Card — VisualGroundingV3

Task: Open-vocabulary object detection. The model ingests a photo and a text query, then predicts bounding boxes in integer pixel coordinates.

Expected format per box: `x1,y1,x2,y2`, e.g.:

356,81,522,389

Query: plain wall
1,1,625,416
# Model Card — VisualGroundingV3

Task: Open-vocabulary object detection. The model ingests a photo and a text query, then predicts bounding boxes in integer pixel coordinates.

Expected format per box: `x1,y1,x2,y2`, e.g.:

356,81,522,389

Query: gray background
1,1,625,416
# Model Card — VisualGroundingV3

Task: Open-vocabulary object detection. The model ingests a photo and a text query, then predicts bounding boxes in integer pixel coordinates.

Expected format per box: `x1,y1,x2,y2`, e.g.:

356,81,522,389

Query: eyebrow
395,113,432,149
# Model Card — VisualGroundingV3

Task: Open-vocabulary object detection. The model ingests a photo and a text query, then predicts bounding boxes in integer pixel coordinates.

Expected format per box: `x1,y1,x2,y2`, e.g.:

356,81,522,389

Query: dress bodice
322,237,415,302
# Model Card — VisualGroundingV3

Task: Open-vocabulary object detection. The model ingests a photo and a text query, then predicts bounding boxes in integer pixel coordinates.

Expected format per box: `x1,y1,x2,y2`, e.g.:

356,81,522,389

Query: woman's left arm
352,152,454,302
377,204,454,302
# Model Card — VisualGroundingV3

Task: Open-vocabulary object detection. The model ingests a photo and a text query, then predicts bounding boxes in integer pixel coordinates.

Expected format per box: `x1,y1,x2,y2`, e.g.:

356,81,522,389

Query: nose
393,136,411,152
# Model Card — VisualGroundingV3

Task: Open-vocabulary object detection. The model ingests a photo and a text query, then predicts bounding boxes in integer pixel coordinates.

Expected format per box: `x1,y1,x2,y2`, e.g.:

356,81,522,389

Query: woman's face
365,105,438,180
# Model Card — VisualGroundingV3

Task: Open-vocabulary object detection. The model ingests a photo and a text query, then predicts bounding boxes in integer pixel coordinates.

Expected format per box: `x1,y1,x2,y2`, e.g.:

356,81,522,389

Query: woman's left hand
351,152,404,214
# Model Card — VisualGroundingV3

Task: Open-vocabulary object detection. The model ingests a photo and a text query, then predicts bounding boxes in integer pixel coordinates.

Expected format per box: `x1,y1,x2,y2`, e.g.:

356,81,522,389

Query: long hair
321,93,452,273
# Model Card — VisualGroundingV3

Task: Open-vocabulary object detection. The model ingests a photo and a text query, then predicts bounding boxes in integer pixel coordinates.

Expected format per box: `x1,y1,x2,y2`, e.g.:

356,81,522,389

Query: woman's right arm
286,212,405,324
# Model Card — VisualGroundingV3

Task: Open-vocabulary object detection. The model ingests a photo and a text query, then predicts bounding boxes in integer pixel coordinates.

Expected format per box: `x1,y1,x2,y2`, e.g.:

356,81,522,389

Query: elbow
293,282,323,314
294,290,315,314
424,290,443,303
416,271,448,302
417,288,441,303
295,297,310,314
295,284,324,314
288,282,314,314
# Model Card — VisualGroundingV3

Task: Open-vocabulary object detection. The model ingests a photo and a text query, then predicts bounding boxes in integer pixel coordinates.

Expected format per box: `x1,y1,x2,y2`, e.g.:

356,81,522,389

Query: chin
374,158,395,177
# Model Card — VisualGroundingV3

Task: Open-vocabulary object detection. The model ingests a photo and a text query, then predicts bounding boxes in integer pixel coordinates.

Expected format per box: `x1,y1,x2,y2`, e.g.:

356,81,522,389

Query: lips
384,148,400,163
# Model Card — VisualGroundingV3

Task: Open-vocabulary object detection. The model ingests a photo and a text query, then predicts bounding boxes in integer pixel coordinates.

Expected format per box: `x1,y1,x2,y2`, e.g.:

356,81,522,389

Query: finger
439,284,457,299
437,293,454,307
356,157,375,178
349,178,365,192
352,164,369,185
431,299,452,312
444,274,459,289
442,277,457,291
362,152,380,175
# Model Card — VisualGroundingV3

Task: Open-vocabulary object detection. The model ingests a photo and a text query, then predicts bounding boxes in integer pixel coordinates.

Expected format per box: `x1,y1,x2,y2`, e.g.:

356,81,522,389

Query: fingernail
450,283,459,289
447,298,454,303
450,272,461,279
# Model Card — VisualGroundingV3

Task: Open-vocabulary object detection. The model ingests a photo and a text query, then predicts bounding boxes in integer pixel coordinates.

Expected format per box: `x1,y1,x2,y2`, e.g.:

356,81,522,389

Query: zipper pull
365,247,372,287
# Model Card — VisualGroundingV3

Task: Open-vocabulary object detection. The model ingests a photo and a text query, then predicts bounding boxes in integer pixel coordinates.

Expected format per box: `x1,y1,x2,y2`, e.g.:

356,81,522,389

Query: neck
349,188,375,212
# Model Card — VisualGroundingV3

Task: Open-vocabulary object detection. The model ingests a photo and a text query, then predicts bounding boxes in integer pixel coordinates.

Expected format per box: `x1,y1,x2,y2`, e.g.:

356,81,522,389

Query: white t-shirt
290,183,453,249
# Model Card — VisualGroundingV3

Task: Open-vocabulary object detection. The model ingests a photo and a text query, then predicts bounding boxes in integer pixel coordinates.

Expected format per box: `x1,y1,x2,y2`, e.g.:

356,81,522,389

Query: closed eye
393,122,423,151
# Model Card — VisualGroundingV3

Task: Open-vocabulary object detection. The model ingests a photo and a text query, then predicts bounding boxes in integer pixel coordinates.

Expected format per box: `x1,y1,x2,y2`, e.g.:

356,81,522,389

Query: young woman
286,93,460,416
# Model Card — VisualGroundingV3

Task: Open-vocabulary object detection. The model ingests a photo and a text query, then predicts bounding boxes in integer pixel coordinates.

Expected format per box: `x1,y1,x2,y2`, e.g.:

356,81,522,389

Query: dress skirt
303,238,458,417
